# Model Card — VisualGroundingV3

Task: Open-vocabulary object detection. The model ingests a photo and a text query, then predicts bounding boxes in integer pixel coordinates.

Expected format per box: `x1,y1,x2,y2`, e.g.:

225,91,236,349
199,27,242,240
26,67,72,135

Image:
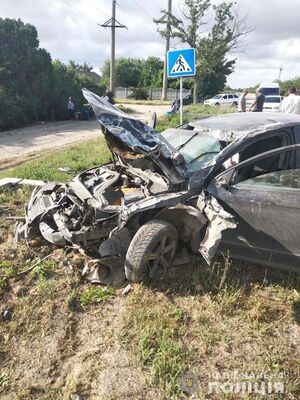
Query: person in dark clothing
67,96,75,119
249,88,265,112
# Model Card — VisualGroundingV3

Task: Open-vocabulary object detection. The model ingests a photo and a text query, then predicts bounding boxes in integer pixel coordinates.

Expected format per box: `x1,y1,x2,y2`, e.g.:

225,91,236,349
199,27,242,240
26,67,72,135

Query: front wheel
215,102,220,107
125,219,178,282
232,101,238,106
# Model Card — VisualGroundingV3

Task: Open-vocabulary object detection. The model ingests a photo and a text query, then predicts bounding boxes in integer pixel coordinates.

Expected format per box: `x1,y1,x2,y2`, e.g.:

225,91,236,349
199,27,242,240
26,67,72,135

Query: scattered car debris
14,89,300,282
0,178,44,191
122,283,133,296
58,166,75,174
1,309,12,322
70,394,84,400
0,206,12,216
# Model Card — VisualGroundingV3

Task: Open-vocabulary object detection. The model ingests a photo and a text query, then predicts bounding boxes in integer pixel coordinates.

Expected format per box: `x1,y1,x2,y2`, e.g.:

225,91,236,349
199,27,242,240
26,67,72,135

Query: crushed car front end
17,89,238,284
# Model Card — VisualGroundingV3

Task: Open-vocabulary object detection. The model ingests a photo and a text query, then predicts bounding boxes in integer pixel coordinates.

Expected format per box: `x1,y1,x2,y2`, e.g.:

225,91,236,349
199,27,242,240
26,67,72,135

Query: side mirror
149,112,157,129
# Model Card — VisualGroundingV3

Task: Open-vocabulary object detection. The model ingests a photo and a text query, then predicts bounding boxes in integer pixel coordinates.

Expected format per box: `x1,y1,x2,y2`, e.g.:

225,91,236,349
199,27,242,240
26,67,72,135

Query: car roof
190,112,300,138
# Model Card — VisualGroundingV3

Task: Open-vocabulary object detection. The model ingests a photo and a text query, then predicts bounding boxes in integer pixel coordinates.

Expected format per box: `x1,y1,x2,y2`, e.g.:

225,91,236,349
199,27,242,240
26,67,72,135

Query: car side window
220,132,290,178
230,148,300,185
222,95,228,100
228,94,233,99
234,169,300,191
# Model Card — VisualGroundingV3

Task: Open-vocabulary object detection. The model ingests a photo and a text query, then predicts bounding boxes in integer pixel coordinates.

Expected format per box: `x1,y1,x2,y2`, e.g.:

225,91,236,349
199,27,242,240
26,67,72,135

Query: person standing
249,88,265,112
238,89,248,112
281,86,300,114
67,96,75,119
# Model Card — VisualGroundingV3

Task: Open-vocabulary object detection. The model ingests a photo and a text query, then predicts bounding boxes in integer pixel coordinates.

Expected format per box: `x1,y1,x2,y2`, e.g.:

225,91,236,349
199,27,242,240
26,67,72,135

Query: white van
258,82,280,96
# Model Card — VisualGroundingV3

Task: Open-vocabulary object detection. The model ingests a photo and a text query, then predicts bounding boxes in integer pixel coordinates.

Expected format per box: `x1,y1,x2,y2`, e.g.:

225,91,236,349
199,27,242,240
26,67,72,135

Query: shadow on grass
145,255,300,318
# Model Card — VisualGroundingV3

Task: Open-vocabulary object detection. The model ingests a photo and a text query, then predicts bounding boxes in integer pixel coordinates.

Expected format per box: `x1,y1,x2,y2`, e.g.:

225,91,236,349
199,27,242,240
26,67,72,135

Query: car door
221,95,228,105
207,145,300,272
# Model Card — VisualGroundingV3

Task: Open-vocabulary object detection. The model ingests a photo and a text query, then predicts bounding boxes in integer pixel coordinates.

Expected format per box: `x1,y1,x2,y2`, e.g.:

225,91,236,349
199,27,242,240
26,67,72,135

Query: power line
128,0,154,21
117,2,158,39
60,0,100,24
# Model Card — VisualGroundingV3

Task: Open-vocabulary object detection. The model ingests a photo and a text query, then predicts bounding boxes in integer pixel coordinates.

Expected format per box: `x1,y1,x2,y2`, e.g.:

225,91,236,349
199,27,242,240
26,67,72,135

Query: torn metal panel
154,203,207,243
87,257,125,287
98,228,132,257
82,88,188,184
196,193,237,264
0,178,45,191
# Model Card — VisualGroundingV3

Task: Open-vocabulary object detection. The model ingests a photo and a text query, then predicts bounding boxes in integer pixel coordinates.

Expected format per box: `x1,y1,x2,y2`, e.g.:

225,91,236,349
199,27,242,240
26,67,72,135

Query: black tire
232,101,238,106
215,102,220,106
125,219,178,282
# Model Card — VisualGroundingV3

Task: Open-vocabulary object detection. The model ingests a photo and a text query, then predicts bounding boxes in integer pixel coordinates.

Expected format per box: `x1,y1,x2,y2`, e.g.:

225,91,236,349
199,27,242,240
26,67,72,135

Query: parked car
263,95,283,112
204,93,239,107
19,91,300,284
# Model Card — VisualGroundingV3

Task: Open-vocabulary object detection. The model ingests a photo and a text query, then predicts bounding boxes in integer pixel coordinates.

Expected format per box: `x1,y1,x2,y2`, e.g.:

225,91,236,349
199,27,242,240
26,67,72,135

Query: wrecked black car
17,89,300,282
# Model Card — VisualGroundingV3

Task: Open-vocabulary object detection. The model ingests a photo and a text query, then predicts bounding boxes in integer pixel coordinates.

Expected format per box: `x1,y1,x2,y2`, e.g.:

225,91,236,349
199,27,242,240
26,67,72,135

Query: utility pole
155,0,172,101
100,0,127,96
278,65,283,81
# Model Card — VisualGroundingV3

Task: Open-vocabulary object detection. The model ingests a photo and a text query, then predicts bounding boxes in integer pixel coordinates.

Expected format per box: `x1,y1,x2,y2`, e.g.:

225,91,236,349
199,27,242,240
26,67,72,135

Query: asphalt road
0,104,170,170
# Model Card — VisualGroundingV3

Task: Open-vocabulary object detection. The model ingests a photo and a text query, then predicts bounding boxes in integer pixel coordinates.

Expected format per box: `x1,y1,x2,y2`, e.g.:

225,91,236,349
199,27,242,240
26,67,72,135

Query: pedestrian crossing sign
167,48,196,78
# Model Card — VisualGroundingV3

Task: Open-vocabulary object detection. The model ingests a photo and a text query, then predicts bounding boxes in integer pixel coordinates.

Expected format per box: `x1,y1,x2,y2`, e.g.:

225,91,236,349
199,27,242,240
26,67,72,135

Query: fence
115,87,191,101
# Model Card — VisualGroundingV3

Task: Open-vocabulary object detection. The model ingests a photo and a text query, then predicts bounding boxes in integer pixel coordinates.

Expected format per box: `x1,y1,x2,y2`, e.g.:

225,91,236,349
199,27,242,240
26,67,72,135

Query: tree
51,60,105,120
0,18,53,128
101,57,164,88
156,1,249,101
102,58,142,88
0,18,106,130
140,57,164,87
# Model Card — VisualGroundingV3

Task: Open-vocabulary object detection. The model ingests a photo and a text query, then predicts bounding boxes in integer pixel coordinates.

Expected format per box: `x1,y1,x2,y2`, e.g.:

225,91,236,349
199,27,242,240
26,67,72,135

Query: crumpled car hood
82,89,188,184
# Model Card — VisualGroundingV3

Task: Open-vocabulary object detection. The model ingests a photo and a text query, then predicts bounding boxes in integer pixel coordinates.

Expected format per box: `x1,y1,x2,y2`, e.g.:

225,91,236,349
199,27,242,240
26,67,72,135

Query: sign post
180,77,183,126
167,48,196,125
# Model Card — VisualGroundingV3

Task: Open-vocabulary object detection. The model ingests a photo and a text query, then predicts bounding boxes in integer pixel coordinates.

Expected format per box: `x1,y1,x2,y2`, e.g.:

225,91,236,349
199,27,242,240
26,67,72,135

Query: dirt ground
0,188,299,400
0,104,170,170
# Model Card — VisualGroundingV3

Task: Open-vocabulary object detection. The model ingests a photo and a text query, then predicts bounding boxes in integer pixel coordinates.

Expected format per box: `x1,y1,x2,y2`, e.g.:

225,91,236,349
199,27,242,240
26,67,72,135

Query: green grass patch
79,286,115,308
120,290,191,397
32,260,58,281
185,103,236,118
115,99,169,105
0,260,16,278
117,104,136,114
0,138,111,182
155,103,234,132
121,260,300,399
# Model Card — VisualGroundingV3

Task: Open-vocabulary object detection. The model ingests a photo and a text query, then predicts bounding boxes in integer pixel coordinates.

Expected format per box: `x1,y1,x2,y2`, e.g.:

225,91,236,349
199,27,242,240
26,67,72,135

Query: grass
31,260,58,281
155,103,235,132
117,104,136,114
120,290,191,397
78,286,115,308
115,98,169,105
0,137,111,182
0,260,16,278
120,259,300,398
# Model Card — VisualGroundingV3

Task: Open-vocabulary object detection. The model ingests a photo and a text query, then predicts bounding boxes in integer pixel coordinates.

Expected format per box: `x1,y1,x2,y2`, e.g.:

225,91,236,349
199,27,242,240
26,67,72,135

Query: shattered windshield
162,129,222,172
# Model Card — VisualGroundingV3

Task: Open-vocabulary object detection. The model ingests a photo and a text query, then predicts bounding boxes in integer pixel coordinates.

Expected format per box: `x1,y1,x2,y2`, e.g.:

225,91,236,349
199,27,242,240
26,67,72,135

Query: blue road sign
167,48,196,78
